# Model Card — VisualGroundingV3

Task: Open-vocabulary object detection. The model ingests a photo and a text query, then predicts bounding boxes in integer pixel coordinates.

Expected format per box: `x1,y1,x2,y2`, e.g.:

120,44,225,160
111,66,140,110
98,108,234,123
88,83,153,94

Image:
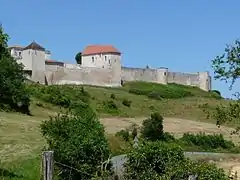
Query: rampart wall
44,64,211,91
121,67,168,84
167,71,199,86
45,65,122,87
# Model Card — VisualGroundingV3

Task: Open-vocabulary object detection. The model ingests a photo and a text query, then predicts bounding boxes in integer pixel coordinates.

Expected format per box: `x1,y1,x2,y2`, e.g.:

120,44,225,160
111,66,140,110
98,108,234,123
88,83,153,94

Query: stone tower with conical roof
22,41,46,84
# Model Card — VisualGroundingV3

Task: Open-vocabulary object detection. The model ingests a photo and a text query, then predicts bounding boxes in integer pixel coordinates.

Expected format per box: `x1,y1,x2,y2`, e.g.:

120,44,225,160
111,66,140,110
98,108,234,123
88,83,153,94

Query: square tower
22,42,46,84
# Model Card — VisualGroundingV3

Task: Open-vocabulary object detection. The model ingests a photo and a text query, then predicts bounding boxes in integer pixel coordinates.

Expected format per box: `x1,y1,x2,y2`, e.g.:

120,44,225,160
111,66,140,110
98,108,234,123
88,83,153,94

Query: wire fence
42,151,239,180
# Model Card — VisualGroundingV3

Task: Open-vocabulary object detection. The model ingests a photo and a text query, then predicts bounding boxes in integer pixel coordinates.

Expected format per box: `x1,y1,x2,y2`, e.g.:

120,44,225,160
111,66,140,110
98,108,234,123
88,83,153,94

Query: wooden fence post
42,151,54,180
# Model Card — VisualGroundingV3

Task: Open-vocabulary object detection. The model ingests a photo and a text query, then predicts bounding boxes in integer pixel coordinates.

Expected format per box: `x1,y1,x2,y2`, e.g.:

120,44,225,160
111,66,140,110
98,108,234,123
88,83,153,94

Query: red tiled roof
82,45,120,56
45,60,64,64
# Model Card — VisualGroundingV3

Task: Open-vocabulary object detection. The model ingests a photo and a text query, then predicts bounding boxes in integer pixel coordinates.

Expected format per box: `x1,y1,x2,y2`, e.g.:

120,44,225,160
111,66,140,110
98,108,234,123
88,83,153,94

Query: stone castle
8,42,211,91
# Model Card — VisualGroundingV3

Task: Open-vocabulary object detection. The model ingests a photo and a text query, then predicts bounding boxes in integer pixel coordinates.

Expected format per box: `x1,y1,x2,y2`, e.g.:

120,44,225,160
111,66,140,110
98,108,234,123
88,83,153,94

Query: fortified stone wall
44,64,211,91
121,67,168,84
45,66,122,87
167,71,199,86
121,66,211,91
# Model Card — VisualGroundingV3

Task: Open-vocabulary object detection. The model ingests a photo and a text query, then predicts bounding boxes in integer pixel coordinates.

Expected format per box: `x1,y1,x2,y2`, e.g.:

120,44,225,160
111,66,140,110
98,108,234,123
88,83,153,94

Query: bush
123,141,185,179
141,112,164,141
40,103,110,179
28,85,91,109
123,141,227,179
164,158,228,180
147,91,162,100
110,93,116,99
180,132,235,150
0,25,30,114
108,135,131,156
115,129,130,142
211,89,221,96
102,100,119,115
122,99,132,107
126,82,194,99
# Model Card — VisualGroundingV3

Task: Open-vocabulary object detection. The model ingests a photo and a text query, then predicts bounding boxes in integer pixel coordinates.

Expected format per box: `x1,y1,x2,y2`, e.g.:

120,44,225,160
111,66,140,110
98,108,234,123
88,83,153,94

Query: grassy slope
0,82,231,179
0,82,226,161
85,82,224,120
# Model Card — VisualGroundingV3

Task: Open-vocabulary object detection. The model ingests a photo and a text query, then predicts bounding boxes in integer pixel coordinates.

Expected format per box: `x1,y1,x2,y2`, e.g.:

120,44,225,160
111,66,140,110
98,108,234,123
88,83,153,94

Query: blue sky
1,0,240,98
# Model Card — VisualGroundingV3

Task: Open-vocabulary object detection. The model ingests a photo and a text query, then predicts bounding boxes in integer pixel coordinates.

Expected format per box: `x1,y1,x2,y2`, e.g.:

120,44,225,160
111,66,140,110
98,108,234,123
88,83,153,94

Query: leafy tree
75,52,82,64
123,141,185,179
141,112,164,141
210,40,240,127
212,40,240,90
0,24,30,114
40,102,111,179
123,141,228,179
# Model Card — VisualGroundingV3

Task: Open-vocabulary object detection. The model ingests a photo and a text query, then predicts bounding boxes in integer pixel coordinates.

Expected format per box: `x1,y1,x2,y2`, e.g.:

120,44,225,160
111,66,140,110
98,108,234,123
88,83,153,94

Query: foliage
123,141,185,179
141,112,175,141
123,141,228,179
179,132,235,150
102,100,119,114
125,81,219,100
0,24,30,114
75,52,82,64
115,129,130,142
211,89,221,96
163,158,228,180
212,40,240,89
122,99,132,107
210,40,240,128
107,135,131,156
110,93,116,99
28,84,90,109
40,103,110,179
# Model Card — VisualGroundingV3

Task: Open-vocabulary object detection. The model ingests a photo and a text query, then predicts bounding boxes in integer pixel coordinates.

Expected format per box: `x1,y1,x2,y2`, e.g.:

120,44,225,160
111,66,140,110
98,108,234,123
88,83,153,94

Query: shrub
147,91,162,100
122,99,132,107
180,132,235,150
28,85,91,109
123,141,227,179
0,25,30,114
108,135,130,156
165,158,228,180
40,103,110,179
126,82,194,99
128,88,146,95
123,141,185,179
115,129,130,142
211,89,221,96
141,112,164,141
110,93,116,99
104,100,117,109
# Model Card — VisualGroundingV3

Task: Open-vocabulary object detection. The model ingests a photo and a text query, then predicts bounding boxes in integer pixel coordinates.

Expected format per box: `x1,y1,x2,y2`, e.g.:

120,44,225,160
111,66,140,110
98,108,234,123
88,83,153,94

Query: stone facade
9,42,211,91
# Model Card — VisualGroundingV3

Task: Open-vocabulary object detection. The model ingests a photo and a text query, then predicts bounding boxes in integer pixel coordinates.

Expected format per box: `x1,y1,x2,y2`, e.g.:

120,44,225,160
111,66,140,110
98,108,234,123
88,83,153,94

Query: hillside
27,81,223,121
1,81,235,179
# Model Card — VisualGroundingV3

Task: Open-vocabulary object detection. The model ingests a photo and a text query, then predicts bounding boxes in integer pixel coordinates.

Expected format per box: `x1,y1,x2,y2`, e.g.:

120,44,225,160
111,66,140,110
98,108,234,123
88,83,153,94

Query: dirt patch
100,117,239,144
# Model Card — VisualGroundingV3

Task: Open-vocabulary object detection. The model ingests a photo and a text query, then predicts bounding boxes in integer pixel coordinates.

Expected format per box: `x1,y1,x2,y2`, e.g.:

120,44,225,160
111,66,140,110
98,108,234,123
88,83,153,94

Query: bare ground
100,117,240,144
